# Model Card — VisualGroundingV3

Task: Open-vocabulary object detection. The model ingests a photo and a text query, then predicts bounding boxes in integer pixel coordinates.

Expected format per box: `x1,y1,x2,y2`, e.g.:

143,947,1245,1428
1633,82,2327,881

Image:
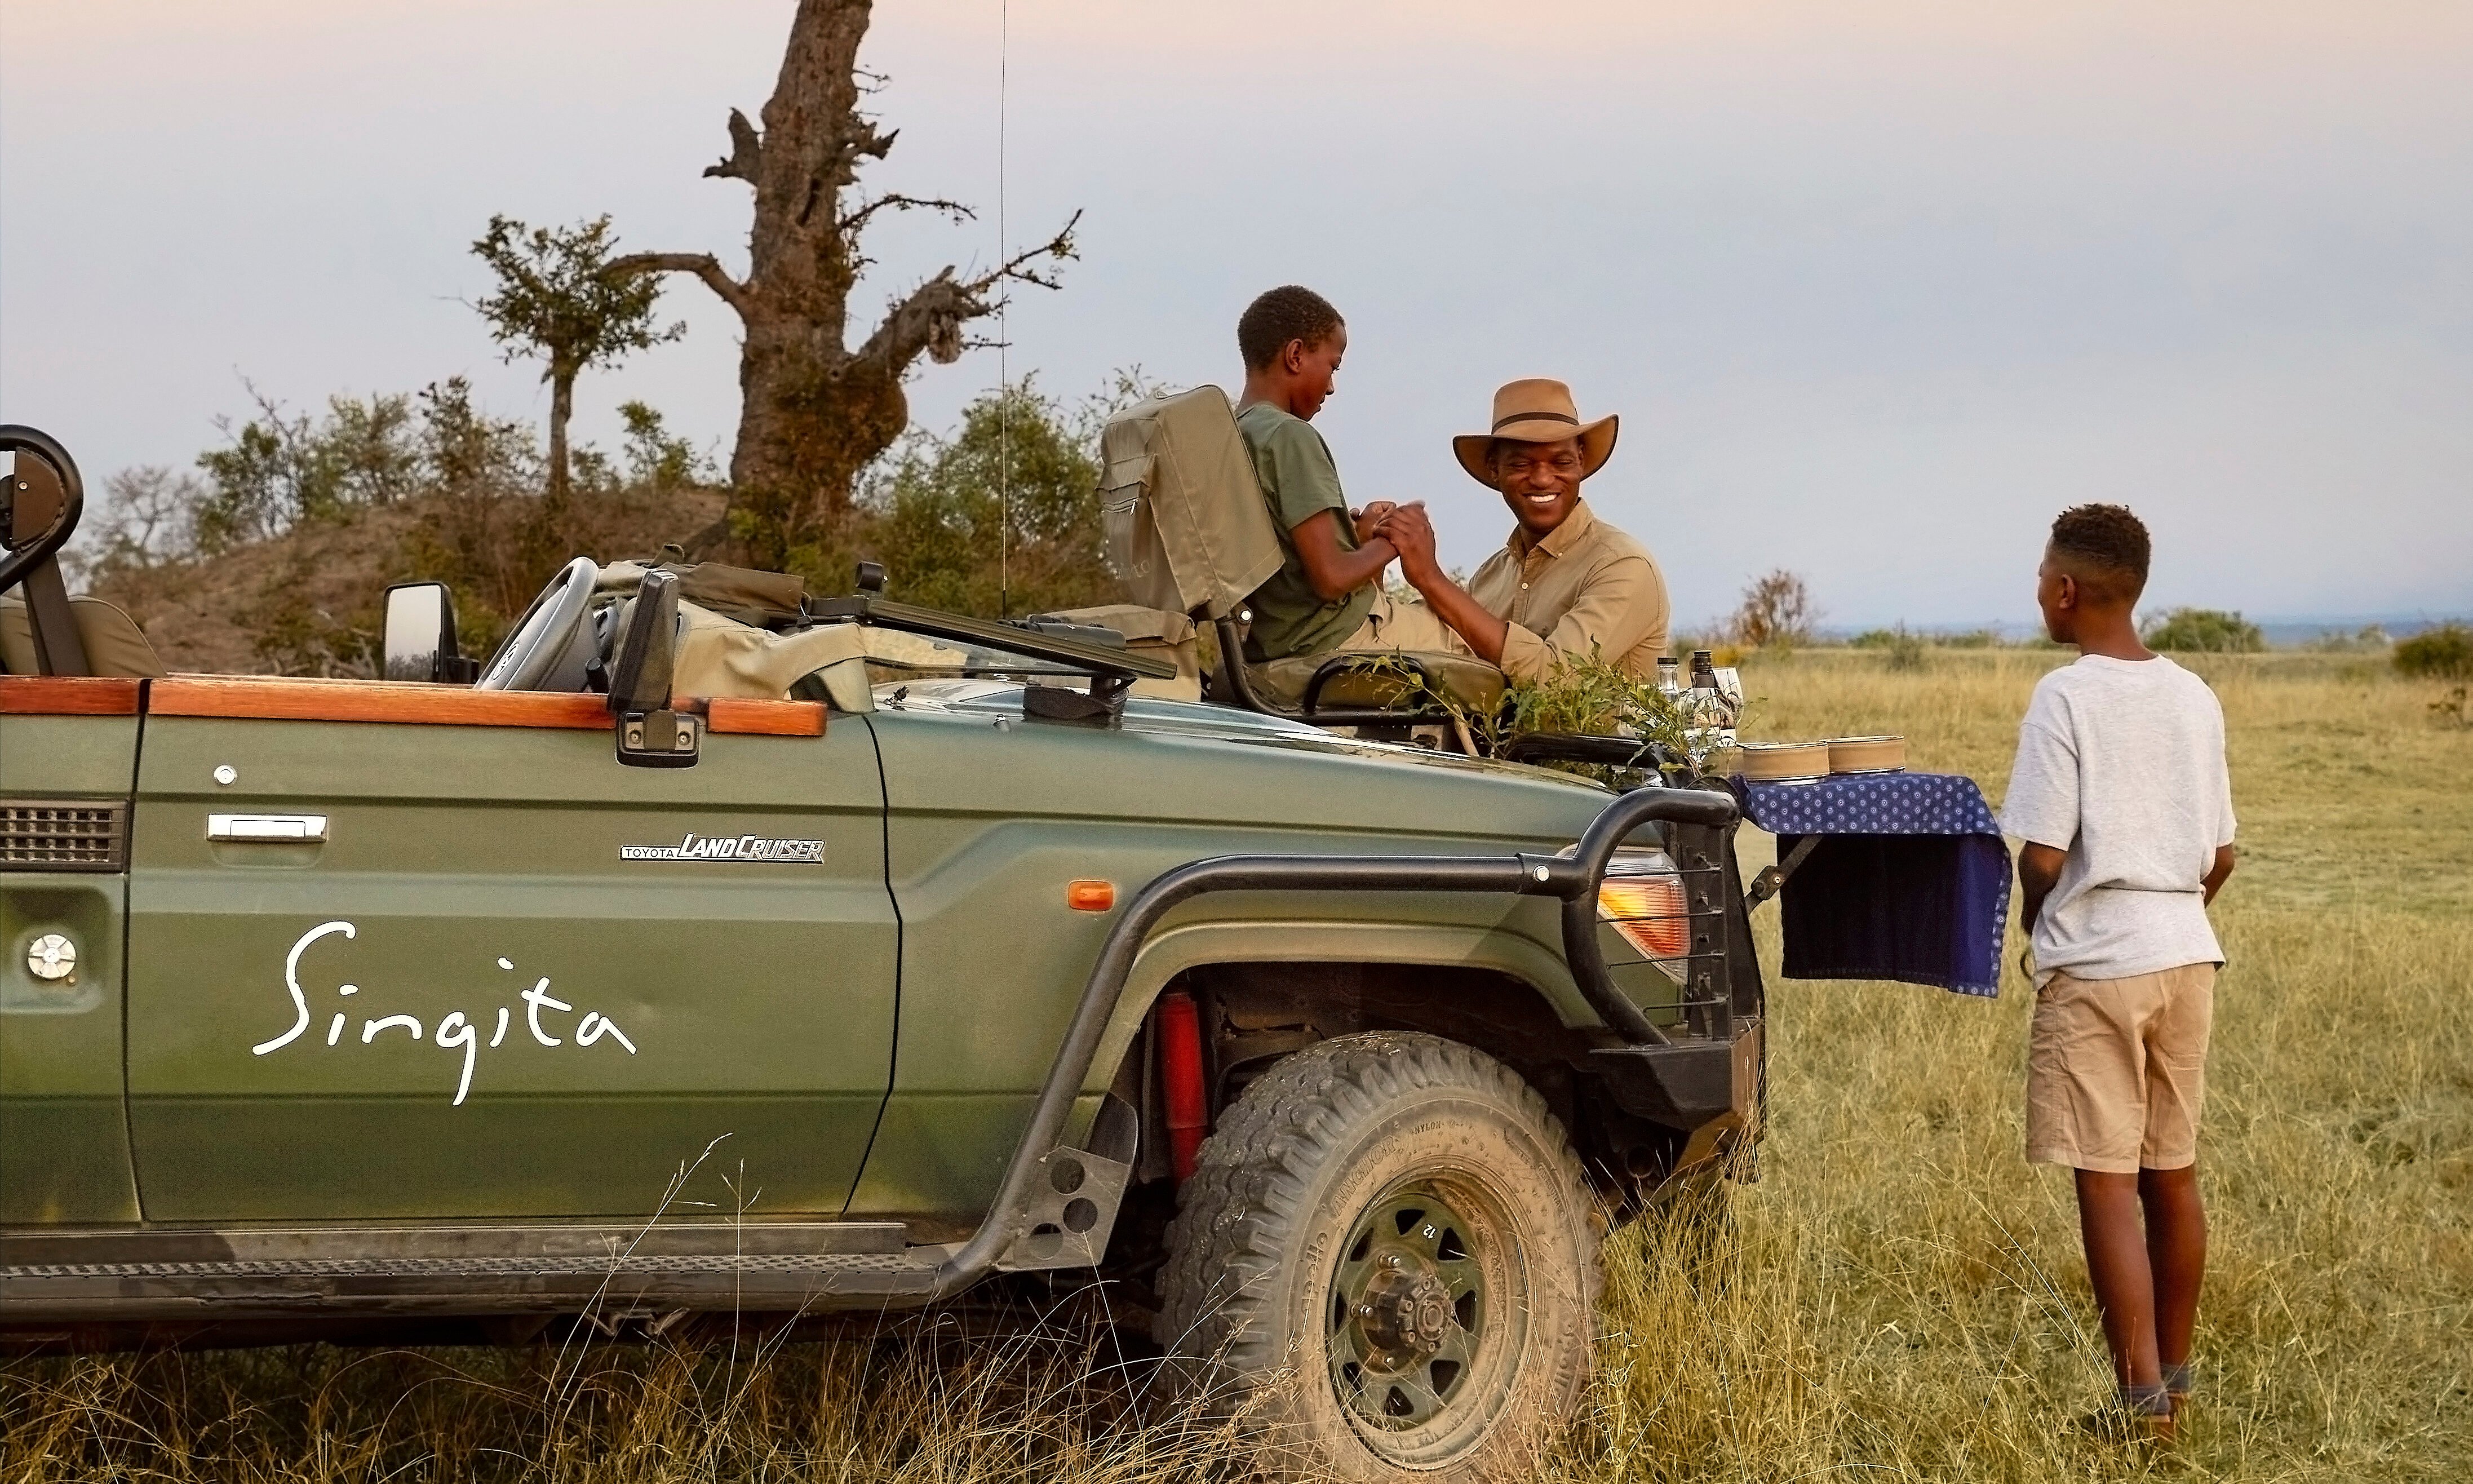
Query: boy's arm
2017,841,2067,932
2202,843,2236,905
1256,419,1393,603
1290,510,1397,603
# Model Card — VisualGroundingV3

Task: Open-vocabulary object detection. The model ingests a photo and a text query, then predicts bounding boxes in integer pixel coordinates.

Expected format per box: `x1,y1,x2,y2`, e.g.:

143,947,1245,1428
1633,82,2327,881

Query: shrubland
8,649,2467,1481
71,378,1125,677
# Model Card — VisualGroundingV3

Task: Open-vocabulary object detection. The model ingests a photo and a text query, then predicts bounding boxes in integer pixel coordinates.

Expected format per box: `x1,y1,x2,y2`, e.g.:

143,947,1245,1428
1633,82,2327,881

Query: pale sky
5,1,2468,628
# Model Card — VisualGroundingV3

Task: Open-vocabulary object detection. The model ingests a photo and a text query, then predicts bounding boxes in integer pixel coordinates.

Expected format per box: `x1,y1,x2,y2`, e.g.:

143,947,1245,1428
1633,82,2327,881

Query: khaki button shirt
1466,499,1671,683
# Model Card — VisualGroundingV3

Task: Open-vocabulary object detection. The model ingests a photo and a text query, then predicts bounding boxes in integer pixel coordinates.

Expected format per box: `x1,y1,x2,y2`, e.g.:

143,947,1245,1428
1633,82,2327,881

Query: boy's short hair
2049,503,2151,600
1239,286,1343,370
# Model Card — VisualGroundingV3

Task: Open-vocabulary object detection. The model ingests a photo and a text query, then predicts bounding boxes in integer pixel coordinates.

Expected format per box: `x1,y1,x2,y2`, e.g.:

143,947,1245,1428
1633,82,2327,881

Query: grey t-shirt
2000,654,2236,986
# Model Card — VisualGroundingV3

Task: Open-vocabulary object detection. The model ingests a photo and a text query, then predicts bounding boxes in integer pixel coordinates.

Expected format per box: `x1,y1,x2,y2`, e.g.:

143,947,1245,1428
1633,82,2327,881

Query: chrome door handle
207,814,329,843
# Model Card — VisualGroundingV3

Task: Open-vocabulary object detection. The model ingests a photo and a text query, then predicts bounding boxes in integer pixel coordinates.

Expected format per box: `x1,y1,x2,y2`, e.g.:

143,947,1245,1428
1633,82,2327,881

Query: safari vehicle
2,422,1763,1480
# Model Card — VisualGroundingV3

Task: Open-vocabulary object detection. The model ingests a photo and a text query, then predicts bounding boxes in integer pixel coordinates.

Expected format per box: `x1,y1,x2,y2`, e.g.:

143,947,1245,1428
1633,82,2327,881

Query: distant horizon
1798,613,2466,644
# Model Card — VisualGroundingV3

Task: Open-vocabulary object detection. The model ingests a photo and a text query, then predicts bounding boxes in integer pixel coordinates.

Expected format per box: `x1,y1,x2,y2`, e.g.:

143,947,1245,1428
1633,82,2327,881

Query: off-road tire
1157,1031,1601,1481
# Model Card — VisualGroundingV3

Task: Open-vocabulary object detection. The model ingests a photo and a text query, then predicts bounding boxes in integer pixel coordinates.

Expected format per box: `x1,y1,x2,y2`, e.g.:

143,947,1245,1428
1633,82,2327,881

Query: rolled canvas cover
596,559,806,628
1098,386,1283,620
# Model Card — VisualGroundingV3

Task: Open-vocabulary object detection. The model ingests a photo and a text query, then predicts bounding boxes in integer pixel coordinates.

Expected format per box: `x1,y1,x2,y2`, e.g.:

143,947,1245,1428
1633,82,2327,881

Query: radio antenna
996,0,1011,619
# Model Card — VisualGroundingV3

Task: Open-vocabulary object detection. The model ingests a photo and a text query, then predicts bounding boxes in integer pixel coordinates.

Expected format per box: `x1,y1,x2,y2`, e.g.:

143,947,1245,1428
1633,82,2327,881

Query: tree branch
962,209,1083,295
604,252,753,318
839,193,975,238
855,268,972,369
703,108,764,184
853,210,1083,373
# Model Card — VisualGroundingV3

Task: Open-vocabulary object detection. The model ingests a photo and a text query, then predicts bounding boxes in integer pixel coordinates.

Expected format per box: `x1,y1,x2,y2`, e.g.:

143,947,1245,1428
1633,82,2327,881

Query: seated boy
2001,503,2239,1442
1231,285,1453,664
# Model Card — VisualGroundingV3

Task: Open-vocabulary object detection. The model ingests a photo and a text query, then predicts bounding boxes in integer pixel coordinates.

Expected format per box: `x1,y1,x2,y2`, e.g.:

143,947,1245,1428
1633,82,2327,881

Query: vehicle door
0,680,145,1225
122,682,896,1223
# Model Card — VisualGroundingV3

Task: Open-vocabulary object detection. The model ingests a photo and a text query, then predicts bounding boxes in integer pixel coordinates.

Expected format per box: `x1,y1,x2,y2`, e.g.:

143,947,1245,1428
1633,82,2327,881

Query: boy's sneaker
2076,1385,2177,1445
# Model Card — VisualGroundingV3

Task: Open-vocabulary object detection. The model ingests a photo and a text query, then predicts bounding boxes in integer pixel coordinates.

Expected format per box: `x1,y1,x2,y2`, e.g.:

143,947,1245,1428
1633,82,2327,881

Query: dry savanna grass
6,651,2468,1480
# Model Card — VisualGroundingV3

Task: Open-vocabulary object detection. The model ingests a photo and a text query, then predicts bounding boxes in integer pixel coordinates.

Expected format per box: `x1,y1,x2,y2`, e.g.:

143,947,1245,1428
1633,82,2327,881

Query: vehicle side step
0,1224,955,1323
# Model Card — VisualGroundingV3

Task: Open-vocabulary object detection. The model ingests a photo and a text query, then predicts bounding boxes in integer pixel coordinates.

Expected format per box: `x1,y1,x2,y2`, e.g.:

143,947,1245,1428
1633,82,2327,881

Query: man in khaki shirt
1379,379,1671,682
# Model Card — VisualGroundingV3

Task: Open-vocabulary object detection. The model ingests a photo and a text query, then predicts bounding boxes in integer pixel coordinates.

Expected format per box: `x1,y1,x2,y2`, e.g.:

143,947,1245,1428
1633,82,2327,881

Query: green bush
795,375,1137,619
2395,623,2473,680
2143,607,2266,653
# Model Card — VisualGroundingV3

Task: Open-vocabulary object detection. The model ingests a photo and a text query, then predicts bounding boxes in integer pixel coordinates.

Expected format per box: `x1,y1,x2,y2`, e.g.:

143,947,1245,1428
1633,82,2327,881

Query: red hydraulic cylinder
1155,991,1208,1182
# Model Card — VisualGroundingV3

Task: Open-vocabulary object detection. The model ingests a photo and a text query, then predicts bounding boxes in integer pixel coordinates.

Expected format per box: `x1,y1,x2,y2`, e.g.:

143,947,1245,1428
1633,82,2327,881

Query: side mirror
382,582,480,683
608,569,699,769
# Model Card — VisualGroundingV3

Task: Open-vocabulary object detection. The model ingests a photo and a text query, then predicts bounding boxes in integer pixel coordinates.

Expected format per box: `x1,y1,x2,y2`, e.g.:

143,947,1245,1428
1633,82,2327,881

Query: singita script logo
621,832,826,864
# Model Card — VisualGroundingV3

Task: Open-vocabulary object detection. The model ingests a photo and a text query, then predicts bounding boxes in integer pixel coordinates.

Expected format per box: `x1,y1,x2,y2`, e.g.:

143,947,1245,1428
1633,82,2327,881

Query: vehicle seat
1243,649,1505,716
0,593,168,678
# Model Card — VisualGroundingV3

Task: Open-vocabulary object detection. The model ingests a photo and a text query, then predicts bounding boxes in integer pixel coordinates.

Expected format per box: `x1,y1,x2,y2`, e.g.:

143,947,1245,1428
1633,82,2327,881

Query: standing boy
2001,503,2237,1442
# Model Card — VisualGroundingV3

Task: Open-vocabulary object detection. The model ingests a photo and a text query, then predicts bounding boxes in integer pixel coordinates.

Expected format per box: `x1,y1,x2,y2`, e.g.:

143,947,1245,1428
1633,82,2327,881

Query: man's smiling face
1491,436,1585,539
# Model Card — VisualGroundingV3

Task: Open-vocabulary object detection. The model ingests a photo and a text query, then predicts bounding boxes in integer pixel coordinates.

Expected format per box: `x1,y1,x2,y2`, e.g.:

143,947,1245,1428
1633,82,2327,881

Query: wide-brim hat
1452,378,1619,486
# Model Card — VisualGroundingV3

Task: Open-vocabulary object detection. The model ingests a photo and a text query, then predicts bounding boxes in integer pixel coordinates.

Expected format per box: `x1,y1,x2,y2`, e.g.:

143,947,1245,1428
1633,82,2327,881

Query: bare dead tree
607,0,1077,568
1731,569,1822,650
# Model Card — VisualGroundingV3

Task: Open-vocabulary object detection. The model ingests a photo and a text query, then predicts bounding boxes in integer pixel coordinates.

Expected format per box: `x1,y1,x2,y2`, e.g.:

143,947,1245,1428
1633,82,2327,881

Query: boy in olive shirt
1233,286,1444,662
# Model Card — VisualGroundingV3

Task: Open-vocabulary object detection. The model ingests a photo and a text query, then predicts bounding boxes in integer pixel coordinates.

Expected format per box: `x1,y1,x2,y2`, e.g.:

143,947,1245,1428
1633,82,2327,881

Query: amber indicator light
1067,879,1116,912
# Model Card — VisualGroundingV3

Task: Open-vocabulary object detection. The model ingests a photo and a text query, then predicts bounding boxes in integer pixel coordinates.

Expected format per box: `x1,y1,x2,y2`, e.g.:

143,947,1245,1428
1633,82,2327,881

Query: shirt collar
1507,497,1597,560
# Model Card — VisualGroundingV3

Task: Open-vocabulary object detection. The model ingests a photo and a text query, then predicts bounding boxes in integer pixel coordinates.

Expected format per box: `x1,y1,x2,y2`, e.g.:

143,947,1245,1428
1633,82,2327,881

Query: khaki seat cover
658,600,867,699
0,593,169,678
1040,603,1202,702
654,601,980,707
1098,387,1283,621
1245,649,1506,714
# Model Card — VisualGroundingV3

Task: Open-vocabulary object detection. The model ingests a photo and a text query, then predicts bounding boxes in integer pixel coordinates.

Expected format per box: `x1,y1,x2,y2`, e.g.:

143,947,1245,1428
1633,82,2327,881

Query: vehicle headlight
1598,845,1688,983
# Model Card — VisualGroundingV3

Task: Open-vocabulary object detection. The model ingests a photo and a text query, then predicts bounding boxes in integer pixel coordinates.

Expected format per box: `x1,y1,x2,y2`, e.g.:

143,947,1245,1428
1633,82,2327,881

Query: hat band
1491,410,1579,431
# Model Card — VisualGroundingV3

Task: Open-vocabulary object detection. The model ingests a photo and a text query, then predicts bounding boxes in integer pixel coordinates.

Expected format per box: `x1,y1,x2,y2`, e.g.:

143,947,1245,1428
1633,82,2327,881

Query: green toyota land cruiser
2,426,1762,1481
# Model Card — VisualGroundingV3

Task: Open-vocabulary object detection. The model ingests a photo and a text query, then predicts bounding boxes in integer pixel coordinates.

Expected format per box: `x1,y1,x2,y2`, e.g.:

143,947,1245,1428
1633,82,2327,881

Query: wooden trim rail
150,676,612,729
2,674,834,736
0,676,144,716
702,698,828,737
5,673,830,735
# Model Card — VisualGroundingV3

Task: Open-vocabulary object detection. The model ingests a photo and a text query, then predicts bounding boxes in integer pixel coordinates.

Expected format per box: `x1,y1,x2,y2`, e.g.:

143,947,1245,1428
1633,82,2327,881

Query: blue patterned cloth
1730,772,2010,997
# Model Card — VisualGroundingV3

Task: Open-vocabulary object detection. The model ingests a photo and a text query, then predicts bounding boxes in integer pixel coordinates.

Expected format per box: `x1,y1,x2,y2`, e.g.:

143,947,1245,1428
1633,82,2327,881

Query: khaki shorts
2026,963,2215,1173
1333,591,1468,655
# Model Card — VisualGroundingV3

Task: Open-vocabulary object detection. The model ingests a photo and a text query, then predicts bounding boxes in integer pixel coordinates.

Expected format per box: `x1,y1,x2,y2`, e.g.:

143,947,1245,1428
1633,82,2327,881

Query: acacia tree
606,0,1076,569
472,214,682,512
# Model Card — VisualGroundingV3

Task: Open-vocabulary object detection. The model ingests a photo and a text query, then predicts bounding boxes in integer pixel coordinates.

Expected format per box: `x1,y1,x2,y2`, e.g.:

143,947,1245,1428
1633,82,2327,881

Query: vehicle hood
877,679,1606,792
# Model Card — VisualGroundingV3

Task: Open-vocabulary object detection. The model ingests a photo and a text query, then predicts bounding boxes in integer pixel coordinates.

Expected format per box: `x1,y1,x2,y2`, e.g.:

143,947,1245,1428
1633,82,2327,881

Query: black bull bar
936,784,1756,1296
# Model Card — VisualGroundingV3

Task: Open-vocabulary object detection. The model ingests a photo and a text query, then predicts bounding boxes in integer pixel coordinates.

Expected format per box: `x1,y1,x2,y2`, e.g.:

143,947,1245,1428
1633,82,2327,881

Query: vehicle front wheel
1158,1031,1601,1481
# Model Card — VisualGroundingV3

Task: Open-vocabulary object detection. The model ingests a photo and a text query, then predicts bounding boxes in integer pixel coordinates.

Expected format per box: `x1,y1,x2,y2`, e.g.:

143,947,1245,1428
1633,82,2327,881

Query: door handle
207,814,329,843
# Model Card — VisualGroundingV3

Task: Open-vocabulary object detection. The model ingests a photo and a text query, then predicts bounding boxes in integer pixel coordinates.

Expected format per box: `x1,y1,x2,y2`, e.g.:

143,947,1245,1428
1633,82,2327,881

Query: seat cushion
1245,650,1505,714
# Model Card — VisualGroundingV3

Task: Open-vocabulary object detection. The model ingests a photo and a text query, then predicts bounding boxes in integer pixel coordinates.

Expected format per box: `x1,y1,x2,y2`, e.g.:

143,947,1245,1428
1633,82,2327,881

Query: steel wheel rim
1325,1173,1524,1460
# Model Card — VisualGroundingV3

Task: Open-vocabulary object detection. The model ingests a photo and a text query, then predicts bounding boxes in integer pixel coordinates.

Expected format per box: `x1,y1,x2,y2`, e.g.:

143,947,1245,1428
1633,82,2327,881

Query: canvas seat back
1097,386,1282,622
0,593,167,678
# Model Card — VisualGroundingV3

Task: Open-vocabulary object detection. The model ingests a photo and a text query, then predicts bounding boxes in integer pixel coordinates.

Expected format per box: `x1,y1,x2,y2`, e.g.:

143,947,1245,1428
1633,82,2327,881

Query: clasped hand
1350,500,1439,577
